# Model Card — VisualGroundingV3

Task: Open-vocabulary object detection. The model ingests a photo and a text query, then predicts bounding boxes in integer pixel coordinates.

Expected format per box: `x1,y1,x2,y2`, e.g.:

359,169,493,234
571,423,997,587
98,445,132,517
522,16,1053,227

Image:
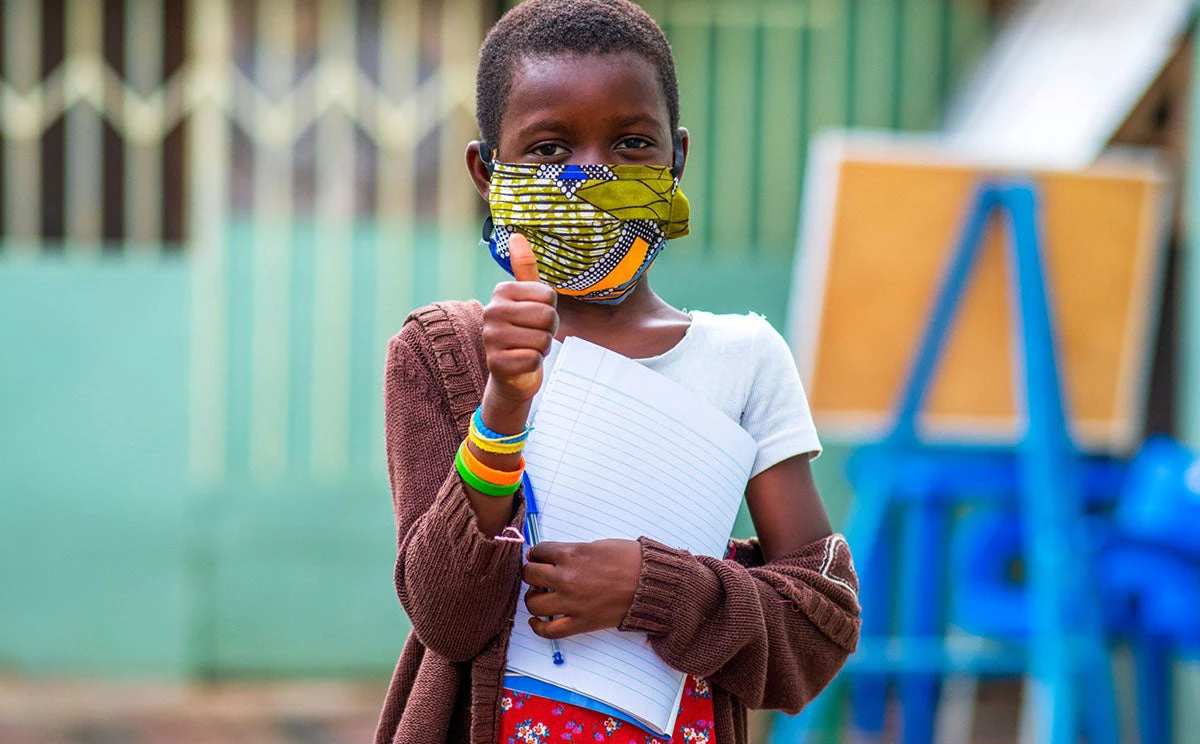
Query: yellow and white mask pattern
486,162,690,304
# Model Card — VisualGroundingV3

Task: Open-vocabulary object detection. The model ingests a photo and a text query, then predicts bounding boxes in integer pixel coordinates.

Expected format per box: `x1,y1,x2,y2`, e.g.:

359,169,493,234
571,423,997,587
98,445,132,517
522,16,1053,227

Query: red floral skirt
499,675,716,744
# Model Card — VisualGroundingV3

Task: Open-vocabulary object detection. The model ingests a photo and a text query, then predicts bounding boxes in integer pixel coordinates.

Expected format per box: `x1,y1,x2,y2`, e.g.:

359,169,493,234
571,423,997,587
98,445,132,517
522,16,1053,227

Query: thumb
508,233,542,283
527,541,569,565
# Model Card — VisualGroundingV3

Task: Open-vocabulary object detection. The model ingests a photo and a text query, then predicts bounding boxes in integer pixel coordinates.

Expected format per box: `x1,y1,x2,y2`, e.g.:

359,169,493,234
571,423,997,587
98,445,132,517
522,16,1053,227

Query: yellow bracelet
459,440,525,486
468,421,529,454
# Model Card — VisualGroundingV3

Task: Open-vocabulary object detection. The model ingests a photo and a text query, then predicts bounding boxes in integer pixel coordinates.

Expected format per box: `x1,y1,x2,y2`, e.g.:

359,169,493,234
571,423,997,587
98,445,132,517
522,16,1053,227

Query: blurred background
1,0,1197,742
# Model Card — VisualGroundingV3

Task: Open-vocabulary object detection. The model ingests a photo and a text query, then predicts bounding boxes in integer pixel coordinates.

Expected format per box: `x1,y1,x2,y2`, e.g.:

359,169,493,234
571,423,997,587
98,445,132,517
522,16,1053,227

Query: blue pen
522,471,565,665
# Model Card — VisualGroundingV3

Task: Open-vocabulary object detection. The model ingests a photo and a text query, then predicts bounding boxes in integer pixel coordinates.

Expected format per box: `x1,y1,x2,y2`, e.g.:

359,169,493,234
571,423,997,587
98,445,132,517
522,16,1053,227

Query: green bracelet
455,445,522,497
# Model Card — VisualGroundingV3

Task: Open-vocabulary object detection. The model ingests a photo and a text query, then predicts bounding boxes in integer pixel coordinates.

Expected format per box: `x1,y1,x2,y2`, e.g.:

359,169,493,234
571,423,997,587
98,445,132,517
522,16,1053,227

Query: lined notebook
506,337,758,735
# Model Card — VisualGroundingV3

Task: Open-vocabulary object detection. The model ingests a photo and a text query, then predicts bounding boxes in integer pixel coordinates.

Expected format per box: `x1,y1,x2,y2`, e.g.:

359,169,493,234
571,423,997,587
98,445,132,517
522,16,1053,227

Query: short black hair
475,0,680,152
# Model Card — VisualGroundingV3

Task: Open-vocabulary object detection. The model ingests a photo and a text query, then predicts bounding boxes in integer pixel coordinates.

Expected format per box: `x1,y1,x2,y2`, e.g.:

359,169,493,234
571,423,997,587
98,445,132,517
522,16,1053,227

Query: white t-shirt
533,310,821,478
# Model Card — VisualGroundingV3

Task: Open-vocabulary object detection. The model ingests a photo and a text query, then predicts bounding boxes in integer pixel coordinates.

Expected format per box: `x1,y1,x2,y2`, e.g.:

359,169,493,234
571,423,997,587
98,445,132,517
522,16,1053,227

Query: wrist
481,383,533,435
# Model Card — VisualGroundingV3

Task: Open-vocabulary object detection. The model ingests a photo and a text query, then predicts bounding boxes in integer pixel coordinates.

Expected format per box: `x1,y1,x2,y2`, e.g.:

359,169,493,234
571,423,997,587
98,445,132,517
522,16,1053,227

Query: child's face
468,51,687,198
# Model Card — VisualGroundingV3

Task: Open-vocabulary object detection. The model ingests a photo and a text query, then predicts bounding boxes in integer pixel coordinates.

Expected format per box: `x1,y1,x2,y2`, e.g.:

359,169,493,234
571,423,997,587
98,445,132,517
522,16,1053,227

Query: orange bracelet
459,440,525,487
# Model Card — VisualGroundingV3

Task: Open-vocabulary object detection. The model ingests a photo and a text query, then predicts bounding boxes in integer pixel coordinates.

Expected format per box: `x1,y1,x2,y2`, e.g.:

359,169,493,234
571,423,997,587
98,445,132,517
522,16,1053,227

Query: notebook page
506,337,758,734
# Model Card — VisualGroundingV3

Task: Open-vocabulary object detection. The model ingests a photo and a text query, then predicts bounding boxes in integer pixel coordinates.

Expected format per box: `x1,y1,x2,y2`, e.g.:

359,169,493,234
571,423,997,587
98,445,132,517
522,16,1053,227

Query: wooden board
788,132,1172,453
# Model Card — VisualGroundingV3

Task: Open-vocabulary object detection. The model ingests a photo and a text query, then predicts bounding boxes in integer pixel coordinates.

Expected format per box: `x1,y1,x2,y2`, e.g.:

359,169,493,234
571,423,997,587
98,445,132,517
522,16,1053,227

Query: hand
522,539,643,639
482,234,558,410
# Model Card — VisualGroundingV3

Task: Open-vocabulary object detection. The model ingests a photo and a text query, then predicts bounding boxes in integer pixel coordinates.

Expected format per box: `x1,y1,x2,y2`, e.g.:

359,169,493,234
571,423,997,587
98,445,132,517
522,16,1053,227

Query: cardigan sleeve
619,533,860,714
385,323,526,662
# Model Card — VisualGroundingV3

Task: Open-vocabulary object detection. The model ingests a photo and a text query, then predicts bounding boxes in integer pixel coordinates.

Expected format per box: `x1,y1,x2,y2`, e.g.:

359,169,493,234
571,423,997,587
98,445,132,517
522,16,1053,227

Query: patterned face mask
483,159,690,304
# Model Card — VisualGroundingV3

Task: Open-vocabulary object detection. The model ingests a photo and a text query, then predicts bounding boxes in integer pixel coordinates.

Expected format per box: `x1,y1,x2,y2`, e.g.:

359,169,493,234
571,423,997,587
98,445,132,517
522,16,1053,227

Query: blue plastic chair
1116,436,1200,559
942,437,1200,744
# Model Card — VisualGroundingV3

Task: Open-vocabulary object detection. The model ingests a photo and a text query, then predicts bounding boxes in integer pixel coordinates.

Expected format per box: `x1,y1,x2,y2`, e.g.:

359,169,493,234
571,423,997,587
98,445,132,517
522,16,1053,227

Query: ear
673,127,690,182
465,141,492,200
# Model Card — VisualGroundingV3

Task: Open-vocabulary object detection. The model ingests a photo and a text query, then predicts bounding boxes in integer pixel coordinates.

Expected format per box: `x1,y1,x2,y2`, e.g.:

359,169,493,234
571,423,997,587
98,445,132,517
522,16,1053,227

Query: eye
529,142,568,157
615,137,653,150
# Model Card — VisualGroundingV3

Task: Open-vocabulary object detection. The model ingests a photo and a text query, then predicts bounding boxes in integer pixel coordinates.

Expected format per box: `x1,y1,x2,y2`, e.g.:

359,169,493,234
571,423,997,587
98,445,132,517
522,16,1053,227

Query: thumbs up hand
481,234,559,414
508,232,542,284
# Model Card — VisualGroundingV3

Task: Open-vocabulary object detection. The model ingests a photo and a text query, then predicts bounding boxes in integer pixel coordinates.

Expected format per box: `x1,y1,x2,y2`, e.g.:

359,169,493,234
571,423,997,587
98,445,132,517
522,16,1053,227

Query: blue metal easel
772,180,1118,743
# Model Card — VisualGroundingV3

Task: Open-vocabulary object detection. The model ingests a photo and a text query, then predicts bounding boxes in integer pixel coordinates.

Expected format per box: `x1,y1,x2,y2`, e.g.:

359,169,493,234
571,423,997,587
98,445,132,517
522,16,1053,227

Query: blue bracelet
472,407,532,444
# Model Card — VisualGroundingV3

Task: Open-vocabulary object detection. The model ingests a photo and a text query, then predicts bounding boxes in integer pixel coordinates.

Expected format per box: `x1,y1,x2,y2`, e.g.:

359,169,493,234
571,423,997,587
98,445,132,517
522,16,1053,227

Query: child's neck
555,280,691,360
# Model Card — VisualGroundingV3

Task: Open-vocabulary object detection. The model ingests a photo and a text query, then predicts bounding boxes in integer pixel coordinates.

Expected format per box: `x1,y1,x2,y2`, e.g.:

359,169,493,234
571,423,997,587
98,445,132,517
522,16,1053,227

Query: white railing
0,0,482,248
1,0,487,484
0,0,994,485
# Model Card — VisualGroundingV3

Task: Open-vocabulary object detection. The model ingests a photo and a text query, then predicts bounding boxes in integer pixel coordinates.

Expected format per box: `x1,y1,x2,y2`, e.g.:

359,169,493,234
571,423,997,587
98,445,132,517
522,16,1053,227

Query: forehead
502,51,670,135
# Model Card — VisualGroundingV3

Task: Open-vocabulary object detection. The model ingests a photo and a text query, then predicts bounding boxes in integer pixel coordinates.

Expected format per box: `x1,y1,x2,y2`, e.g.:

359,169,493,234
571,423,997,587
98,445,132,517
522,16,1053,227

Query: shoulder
694,313,819,470
691,310,789,363
385,301,487,423
688,310,804,405
387,300,486,381
390,300,485,360
396,300,484,346
690,309,771,336
686,310,799,397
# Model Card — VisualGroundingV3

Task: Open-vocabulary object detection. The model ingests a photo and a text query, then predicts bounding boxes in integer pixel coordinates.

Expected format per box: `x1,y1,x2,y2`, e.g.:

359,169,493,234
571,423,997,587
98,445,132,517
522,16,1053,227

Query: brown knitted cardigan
374,300,861,744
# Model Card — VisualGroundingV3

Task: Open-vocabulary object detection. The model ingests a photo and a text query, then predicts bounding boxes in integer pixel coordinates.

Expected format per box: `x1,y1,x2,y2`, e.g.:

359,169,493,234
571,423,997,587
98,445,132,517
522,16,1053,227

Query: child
375,1,860,742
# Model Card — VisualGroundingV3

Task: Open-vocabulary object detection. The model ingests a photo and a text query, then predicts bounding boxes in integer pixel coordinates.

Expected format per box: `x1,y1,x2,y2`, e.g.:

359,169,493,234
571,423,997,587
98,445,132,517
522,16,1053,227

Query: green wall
0,0,992,678
0,232,861,678
0,257,192,674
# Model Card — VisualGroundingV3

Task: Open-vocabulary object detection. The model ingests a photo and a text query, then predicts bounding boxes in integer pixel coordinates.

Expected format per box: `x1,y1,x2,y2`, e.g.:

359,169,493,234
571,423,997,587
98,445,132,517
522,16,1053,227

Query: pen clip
521,471,538,515
521,472,536,548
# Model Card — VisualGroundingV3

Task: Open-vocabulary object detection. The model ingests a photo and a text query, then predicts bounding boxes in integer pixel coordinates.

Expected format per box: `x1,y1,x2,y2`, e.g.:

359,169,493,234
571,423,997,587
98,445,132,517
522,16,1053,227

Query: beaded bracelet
459,440,525,487
472,408,531,443
455,444,522,497
468,407,532,455
467,426,528,455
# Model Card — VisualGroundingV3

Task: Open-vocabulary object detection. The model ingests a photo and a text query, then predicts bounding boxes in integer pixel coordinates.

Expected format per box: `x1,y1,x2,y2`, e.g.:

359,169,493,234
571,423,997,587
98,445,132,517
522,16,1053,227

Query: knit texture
374,300,861,744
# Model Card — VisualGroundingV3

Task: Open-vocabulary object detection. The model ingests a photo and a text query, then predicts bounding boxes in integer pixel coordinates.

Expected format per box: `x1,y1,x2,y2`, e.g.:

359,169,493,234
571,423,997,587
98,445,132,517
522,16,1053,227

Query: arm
386,327,526,662
523,456,859,713
388,236,556,661
621,456,858,713
465,234,558,535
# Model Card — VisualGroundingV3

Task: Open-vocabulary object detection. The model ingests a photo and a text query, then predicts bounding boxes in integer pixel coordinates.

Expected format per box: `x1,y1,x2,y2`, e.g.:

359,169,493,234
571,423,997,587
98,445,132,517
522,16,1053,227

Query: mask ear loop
479,141,497,242
671,131,684,179
479,140,497,175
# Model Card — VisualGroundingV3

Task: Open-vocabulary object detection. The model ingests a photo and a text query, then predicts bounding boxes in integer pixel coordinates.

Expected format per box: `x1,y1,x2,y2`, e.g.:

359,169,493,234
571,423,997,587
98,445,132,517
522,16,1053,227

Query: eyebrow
514,119,572,140
513,114,666,141
609,113,665,130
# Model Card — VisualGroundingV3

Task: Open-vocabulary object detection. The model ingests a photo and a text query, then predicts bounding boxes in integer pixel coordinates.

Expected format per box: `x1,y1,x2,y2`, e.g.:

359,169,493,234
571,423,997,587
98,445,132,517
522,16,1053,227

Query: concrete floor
0,678,386,744
0,677,1028,743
